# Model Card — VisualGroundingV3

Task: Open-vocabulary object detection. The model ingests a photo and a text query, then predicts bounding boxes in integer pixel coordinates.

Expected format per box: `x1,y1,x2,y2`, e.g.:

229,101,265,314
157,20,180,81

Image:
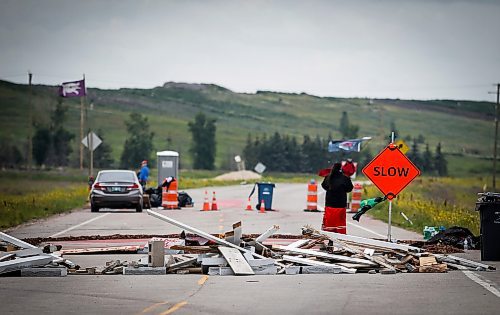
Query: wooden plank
434,254,495,270
0,253,15,262
282,255,355,274
147,209,284,267
286,239,311,248
419,263,447,273
0,232,37,249
0,255,54,274
218,246,254,275
233,222,242,245
276,245,377,267
319,230,421,253
61,246,140,255
255,225,280,243
419,256,437,267
13,248,44,258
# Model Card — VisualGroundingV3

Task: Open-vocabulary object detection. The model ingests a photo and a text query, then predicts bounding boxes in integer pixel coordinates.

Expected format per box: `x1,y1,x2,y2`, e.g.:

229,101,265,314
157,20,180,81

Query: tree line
3,99,447,177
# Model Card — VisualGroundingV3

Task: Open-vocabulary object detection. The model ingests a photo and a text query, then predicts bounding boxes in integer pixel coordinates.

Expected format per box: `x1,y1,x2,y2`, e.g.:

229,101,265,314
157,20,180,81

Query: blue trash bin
257,182,275,210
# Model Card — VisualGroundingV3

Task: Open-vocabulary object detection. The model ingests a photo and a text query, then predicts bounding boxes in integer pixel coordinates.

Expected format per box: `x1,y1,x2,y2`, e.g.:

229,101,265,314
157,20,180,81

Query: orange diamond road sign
362,143,420,200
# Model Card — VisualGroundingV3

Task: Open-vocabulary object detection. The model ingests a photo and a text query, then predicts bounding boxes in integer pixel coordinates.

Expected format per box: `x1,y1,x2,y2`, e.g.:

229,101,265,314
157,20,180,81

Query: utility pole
79,74,85,170
27,72,33,172
492,84,500,191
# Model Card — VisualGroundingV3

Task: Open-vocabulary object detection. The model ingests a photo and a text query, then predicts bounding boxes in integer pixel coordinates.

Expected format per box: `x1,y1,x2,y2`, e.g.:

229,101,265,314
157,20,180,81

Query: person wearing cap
321,162,353,234
341,158,356,178
138,160,149,189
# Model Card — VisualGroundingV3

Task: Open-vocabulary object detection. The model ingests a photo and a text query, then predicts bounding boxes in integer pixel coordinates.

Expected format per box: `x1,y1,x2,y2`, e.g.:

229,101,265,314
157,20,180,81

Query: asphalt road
3,183,500,315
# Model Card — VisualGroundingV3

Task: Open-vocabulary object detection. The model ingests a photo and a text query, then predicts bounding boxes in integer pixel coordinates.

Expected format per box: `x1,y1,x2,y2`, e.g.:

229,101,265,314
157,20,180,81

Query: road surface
2,183,499,315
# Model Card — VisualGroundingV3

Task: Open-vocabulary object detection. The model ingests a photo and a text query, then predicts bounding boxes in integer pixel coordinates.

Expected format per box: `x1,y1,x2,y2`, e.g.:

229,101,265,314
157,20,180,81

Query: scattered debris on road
1,211,495,277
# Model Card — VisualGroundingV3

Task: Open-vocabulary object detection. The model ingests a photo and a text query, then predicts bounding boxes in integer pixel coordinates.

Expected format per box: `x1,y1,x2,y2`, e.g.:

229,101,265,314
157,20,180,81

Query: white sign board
254,162,266,174
82,132,102,151
162,160,174,168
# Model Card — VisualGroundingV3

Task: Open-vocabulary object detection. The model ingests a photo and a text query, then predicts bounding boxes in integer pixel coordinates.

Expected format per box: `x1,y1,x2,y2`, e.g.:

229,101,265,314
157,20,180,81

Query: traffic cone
245,197,252,211
259,199,266,213
211,191,219,211
201,190,210,211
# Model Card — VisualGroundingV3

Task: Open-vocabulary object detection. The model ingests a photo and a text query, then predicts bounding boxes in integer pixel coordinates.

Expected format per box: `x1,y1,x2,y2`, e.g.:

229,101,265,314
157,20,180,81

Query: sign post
362,132,420,241
82,132,102,177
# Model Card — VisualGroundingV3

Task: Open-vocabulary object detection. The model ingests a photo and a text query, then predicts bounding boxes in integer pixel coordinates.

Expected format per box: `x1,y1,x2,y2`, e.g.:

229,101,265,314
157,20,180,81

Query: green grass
361,176,483,236
0,80,495,175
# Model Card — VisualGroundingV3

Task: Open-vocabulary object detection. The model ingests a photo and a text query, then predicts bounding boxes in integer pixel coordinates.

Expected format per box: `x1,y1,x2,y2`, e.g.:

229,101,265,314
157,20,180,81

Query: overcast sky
1,0,499,101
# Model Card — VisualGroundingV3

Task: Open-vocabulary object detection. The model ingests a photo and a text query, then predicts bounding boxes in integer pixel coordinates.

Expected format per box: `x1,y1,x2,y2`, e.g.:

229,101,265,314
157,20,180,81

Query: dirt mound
214,170,262,181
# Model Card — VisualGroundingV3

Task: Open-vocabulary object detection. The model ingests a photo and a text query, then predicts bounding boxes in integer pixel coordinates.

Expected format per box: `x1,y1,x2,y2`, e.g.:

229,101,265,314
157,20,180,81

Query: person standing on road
138,160,149,189
321,162,353,234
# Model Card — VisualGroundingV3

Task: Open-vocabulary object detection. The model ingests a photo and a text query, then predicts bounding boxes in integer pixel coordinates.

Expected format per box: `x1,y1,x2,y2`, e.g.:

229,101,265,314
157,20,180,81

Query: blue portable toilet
256,182,276,210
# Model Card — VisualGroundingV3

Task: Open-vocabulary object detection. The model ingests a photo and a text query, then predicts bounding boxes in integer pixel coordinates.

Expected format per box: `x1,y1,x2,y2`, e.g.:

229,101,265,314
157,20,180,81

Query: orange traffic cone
245,197,252,211
201,190,210,211
211,191,219,211
259,199,266,213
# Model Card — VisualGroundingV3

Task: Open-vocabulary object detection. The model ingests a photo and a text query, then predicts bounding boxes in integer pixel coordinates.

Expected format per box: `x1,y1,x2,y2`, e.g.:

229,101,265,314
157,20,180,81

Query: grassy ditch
361,177,485,236
0,185,89,229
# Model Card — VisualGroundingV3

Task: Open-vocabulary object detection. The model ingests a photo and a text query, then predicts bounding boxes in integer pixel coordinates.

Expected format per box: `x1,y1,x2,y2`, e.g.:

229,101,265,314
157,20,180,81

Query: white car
90,170,143,212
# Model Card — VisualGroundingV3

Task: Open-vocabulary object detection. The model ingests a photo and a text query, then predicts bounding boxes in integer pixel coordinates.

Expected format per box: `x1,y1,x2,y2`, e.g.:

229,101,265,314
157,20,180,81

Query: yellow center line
159,301,187,315
138,301,169,314
198,275,209,285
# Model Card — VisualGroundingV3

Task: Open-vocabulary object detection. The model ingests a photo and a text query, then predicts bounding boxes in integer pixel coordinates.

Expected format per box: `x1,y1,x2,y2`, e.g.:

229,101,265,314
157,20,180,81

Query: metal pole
388,131,395,242
90,102,93,178
80,95,84,170
493,84,499,191
27,72,33,172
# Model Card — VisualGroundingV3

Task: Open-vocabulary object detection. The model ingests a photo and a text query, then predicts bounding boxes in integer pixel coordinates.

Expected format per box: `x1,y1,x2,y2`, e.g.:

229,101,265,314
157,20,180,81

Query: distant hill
0,79,495,175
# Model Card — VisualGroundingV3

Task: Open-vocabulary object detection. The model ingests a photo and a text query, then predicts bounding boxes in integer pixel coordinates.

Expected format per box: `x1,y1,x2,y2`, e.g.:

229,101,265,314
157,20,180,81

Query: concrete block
123,267,166,275
247,258,275,267
208,267,234,276
21,267,67,277
285,266,301,275
252,265,277,275
201,257,228,266
301,266,342,274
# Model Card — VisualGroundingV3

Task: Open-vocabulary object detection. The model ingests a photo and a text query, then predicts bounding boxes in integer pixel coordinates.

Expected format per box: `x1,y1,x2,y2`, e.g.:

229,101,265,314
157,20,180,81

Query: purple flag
59,79,86,97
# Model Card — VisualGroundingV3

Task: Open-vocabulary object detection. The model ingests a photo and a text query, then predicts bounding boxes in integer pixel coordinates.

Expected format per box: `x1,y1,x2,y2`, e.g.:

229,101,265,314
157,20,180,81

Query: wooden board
419,256,437,267
218,246,254,275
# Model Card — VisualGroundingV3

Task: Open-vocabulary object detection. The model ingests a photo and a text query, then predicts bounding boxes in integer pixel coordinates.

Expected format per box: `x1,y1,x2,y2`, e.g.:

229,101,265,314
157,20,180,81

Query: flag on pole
328,137,372,152
59,79,86,97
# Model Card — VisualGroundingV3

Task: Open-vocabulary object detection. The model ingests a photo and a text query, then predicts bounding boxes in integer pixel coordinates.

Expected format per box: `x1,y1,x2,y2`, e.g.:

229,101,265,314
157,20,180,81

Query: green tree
120,112,154,169
339,111,359,139
50,98,74,166
93,129,114,168
422,143,434,174
407,138,423,169
434,142,448,176
33,125,51,166
188,112,217,170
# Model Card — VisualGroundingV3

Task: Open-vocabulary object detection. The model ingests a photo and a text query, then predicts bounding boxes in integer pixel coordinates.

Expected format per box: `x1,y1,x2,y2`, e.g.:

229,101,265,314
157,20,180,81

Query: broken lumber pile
138,210,495,276
0,232,76,277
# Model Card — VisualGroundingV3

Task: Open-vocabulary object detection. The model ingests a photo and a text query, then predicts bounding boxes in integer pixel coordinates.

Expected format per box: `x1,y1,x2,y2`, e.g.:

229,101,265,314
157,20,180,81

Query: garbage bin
256,182,276,210
475,192,500,261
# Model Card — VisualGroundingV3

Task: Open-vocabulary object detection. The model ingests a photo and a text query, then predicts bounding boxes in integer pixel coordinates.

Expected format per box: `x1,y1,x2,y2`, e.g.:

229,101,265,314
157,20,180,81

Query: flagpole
387,131,395,242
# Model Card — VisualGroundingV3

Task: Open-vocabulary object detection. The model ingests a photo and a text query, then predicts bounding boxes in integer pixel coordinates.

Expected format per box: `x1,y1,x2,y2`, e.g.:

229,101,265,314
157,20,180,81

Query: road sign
362,143,420,200
254,162,266,174
395,139,409,154
82,132,102,151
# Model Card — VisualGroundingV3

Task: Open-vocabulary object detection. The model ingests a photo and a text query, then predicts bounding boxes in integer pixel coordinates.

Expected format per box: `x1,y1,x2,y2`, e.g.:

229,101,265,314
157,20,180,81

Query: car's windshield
98,172,135,183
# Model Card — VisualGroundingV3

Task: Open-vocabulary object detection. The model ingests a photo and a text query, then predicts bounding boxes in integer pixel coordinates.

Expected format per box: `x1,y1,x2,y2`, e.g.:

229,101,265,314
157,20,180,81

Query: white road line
458,266,500,299
316,204,385,238
346,221,386,238
49,213,109,237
